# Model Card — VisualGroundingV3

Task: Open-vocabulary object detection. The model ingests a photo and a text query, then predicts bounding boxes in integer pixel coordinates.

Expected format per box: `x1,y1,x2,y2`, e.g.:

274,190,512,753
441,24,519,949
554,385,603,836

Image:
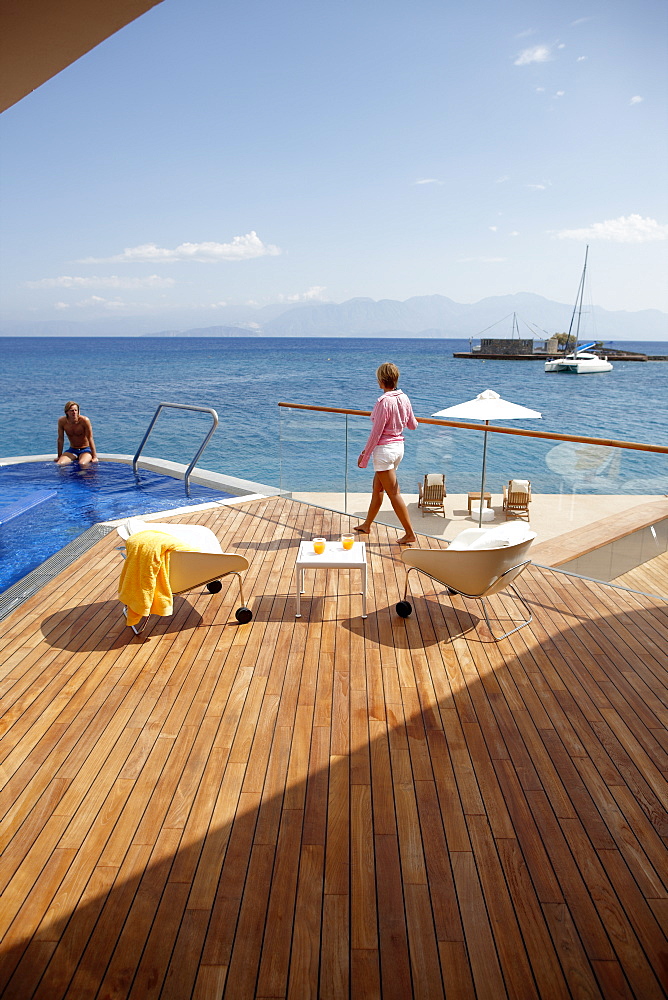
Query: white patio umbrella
432,389,542,527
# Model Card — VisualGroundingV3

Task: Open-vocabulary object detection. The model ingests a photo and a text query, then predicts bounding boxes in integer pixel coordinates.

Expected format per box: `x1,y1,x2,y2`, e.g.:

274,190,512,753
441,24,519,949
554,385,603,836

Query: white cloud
555,214,668,242
278,285,328,303
514,45,551,66
577,55,587,61
535,86,545,93
510,231,520,237
571,17,591,26
300,286,328,301
629,95,643,105
527,181,551,190
495,175,510,184
414,178,443,185
557,43,565,50
26,274,175,289
82,232,281,264
516,29,536,39
488,226,497,232
554,91,565,98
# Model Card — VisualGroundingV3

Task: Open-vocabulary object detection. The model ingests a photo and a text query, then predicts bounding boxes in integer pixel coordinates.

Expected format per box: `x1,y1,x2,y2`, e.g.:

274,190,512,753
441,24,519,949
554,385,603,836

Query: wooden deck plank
0,496,666,999
231,510,322,990
374,833,413,1000
451,850,506,998
285,842,323,999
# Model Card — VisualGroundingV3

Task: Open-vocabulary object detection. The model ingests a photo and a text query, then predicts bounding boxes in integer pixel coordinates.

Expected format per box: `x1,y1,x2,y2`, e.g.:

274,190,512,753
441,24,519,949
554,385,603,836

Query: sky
0,0,667,330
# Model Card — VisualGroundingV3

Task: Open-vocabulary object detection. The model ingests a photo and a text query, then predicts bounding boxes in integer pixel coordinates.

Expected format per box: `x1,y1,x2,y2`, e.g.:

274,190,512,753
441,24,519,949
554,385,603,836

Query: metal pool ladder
132,402,219,493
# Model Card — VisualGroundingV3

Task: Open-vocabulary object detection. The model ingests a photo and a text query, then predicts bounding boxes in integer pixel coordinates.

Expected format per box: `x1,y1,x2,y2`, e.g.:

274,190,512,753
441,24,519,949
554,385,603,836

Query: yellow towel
118,530,190,627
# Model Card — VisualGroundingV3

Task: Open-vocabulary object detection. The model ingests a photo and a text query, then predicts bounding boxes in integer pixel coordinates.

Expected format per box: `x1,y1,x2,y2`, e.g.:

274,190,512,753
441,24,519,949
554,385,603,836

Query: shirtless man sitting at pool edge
55,401,98,467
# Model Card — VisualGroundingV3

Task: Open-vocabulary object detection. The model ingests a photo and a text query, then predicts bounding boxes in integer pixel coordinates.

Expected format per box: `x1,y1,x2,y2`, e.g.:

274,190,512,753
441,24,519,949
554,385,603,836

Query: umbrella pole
478,422,489,528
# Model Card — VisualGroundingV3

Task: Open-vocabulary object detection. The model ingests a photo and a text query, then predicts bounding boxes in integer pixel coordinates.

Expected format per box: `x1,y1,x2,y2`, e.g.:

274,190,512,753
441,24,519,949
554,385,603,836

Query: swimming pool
0,461,234,593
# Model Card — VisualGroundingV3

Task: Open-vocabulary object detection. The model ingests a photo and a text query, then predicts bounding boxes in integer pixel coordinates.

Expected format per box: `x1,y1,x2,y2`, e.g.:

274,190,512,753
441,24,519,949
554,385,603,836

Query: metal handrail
133,402,219,493
277,401,668,455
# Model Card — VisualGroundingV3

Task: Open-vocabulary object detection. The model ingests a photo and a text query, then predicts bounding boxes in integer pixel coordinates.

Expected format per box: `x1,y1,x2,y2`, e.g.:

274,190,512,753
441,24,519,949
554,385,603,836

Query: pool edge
0,453,284,501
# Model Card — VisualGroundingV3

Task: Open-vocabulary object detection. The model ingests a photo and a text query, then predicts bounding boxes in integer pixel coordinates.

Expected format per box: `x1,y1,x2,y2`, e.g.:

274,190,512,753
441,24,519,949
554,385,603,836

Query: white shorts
372,442,404,472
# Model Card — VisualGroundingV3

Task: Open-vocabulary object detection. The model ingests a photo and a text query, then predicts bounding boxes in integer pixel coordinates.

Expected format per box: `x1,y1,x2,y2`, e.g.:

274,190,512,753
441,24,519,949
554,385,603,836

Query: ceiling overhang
0,0,166,113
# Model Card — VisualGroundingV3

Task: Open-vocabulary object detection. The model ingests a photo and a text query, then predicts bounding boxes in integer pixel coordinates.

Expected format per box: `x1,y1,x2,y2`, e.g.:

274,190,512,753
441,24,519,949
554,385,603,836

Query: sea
1,337,666,495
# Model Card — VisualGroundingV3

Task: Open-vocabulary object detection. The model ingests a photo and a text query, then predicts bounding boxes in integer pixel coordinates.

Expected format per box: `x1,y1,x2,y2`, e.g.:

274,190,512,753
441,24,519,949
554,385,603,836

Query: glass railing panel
277,403,667,596
278,406,348,506
94,402,279,488
541,437,667,496
552,519,668,589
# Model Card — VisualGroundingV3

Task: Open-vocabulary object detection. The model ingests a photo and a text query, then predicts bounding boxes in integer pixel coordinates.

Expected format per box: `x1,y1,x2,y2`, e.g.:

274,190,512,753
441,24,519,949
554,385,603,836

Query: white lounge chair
396,522,536,640
502,479,531,520
117,518,251,634
417,473,446,516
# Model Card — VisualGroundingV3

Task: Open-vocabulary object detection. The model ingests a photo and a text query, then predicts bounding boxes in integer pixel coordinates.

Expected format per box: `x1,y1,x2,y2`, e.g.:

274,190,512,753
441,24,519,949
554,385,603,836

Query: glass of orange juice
313,537,326,554
341,533,354,550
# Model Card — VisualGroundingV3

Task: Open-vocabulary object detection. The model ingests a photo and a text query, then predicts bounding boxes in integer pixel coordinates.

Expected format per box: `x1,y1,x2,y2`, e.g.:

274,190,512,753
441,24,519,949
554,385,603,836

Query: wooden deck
1,496,667,999
613,550,668,596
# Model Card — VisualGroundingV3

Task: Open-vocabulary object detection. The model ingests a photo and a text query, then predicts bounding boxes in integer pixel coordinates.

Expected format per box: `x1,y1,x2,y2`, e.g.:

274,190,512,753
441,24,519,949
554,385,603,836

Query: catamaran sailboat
544,342,613,374
545,247,613,374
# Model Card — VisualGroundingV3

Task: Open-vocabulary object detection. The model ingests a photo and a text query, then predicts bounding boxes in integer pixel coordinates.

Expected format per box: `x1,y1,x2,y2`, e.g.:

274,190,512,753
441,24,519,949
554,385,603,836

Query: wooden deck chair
117,518,252,634
418,473,446,516
502,479,531,520
395,524,536,640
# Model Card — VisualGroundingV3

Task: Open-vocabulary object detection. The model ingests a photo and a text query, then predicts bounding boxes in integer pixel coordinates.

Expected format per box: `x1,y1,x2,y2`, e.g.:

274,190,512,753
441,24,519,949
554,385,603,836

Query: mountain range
2,293,666,341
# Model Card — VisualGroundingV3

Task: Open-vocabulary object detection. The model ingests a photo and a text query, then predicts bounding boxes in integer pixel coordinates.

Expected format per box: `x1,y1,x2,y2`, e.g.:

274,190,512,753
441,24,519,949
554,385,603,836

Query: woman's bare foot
396,534,416,545
354,525,371,534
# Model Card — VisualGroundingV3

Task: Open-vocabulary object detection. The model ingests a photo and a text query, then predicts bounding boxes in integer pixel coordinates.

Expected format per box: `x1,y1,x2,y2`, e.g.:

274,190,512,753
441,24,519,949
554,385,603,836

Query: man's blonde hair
64,401,79,414
376,363,400,389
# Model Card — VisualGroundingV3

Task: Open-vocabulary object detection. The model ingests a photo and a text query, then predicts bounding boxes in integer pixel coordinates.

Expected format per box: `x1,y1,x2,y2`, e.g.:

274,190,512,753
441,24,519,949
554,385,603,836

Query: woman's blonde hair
376,362,400,389
63,401,79,414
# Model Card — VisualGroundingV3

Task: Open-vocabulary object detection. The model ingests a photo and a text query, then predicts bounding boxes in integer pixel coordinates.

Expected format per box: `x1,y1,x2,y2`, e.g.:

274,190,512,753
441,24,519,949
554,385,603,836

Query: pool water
0,462,234,593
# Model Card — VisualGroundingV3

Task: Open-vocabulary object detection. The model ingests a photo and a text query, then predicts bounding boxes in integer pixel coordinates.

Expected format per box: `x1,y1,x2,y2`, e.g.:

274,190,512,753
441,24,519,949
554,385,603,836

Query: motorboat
545,247,613,374
545,344,613,374
551,350,613,374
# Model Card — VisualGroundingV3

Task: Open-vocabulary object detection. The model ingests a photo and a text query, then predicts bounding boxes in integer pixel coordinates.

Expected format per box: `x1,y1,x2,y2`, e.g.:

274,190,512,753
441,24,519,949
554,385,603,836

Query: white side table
295,540,367,618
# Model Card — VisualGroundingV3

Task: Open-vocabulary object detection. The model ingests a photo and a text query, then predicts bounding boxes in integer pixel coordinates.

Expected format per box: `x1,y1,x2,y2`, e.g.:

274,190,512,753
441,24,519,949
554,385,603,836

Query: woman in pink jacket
355,362,417,544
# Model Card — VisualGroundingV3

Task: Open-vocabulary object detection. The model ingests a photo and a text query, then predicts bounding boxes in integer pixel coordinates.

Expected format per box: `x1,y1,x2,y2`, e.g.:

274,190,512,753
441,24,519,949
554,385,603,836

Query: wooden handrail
277,401,668,455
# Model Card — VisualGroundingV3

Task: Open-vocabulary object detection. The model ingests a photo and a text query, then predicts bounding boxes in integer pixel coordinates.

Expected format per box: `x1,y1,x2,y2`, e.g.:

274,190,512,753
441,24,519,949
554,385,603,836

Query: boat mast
566,245,588,354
